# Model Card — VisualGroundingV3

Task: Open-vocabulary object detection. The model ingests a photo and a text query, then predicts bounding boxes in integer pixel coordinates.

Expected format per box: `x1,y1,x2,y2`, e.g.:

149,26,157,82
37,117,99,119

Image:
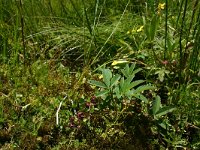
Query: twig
56,101,63,126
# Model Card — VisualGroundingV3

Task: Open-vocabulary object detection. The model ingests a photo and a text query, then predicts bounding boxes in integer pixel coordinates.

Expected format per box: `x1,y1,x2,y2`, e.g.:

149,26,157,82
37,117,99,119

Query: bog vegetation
0,0,200,149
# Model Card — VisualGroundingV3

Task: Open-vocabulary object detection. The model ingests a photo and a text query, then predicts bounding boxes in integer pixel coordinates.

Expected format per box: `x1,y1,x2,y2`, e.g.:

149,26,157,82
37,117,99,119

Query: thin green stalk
85,0,100,65
184,0,199,54
82,0,92,37
175,0,184,30
192,2,200,39
164,0,168,60
189,23,200,77
179,0,188,83
18,0,26,66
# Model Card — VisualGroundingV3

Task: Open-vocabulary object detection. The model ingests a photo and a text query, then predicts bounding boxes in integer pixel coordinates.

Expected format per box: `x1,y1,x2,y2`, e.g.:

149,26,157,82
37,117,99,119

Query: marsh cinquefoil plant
88,64,153,110
89,64,175,114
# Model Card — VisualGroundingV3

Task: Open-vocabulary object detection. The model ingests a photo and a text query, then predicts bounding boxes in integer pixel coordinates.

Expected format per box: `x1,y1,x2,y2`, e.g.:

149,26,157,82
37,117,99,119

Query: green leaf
158,121,167,129
121,64,129,78
88,80,107,88
121,78,130,93
155,70,165,82
152,96,161,115
113,86,121,99
144,24,150,40
129,63,136,74
110,74,121,88
102,69,112,87
126,74,135,84
131,68,142,77
128,80,144,90
155,69,170,82
133,85,156,94
150,15,159,41
120,77,125,91
155,106,176,117
134,94,148,103
96,90,109,97
125,90,133,99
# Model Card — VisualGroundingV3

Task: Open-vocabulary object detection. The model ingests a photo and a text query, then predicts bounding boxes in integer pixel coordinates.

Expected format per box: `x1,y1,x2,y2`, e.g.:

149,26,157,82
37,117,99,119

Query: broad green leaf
155,106,176,117
88,80,107,88
152,96,161,115
128,80,144,90
102,69,112,87
96,90,109,97
110,74,121,88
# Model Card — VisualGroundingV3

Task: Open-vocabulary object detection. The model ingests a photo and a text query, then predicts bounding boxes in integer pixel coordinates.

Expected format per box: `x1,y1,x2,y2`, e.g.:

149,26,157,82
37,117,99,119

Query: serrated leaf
155,106,176,117
152,96,161,115
102,69,112,87
95,90,109,97
110,74,121,87
128,80,144,90
121,78,130,93
88,80,107,88
120,77,125,91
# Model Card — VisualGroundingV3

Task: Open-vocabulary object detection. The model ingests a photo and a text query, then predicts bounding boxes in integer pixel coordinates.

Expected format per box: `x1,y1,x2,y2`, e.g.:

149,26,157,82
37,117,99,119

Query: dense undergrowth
0,0,200,149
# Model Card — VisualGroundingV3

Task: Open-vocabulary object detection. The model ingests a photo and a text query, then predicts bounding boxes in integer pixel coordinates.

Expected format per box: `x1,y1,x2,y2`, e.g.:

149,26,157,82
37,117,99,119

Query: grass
0,0,200,149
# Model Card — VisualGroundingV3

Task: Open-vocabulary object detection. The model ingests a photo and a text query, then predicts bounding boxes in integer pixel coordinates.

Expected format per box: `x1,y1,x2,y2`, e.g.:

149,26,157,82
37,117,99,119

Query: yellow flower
136,26,144,32
127,30,131,34
158,3,165,10
157,3,165,15
131,28,136,33
99,74,103,79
